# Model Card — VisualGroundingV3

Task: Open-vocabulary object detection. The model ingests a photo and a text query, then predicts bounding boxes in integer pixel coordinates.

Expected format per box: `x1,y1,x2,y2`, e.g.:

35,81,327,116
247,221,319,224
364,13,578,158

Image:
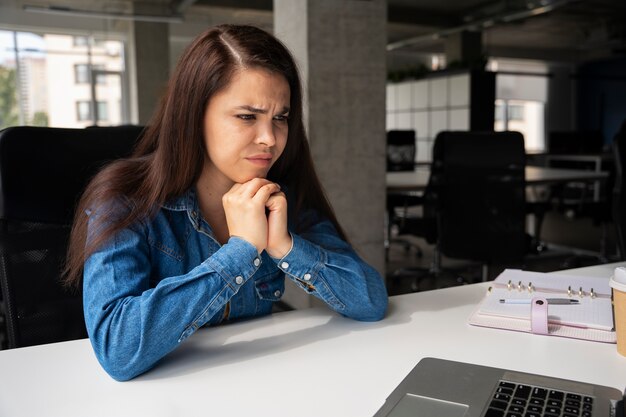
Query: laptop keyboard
483,380,594,417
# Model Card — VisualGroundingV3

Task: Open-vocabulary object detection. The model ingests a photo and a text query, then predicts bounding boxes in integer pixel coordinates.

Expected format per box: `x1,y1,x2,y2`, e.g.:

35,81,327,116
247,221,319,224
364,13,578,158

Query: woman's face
201,67,290,189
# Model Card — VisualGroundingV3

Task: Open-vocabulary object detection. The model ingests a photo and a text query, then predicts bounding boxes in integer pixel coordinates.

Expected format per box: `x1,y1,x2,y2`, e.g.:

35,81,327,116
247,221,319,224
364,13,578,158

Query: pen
499,298,579,305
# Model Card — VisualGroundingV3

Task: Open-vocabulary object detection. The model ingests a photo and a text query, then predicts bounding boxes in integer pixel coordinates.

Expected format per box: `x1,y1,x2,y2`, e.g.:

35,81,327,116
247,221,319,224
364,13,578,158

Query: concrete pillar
274,0,387,308
129,21,170,124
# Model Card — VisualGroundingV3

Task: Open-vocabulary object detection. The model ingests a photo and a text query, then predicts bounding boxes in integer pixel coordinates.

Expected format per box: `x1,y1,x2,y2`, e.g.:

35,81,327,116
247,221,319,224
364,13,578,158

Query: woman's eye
237,114,255,121
274,115,289,122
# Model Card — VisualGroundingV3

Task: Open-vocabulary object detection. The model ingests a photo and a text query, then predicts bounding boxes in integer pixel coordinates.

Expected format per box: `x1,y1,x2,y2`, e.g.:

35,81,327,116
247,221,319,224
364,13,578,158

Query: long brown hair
64,24,346,287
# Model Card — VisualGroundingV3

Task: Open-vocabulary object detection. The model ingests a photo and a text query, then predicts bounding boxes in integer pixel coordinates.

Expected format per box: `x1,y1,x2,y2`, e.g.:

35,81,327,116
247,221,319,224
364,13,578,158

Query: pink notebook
468,269,616,343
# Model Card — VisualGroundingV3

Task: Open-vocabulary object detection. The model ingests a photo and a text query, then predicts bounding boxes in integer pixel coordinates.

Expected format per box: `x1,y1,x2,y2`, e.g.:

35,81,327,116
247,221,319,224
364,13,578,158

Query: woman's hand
222,178,280,253
265,191,292,258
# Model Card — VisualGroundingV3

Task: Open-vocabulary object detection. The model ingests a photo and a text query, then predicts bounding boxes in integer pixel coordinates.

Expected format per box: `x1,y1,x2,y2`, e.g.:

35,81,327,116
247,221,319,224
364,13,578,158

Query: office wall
546,63,576,133
576,57,626,144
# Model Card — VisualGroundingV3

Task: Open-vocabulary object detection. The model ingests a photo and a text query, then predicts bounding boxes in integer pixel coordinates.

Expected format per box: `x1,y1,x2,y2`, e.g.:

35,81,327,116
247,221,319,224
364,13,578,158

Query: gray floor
385,210,619,296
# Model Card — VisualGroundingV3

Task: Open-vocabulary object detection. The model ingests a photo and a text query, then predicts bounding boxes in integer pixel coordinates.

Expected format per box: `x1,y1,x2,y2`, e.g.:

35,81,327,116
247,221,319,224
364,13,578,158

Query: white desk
1,263,625,417
544,154,612,201
387,165,609,193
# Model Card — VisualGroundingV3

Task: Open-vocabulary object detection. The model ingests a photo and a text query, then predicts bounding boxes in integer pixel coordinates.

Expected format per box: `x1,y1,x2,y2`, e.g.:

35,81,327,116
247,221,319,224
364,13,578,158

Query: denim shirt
83,188,388,381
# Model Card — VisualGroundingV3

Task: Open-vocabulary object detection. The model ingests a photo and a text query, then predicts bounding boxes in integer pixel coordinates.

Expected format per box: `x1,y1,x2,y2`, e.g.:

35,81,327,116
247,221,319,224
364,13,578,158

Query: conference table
387,165,609,193
1,262,625,417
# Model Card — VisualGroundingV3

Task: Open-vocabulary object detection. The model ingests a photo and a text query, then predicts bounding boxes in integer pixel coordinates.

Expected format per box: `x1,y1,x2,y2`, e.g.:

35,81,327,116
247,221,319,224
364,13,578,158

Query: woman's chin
236,172,269,183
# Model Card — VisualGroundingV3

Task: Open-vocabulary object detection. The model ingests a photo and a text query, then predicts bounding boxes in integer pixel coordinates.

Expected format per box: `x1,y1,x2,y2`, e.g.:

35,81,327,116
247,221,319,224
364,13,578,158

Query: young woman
65,24,388,381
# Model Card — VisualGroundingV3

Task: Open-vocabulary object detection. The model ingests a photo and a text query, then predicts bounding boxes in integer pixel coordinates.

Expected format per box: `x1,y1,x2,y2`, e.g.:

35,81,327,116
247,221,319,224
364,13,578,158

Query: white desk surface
1,262,625,417
387,165,609,193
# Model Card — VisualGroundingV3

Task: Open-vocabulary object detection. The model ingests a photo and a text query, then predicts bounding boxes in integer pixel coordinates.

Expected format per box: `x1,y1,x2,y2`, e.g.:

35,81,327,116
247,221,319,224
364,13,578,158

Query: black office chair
612,123,626,259
0,125,143,349
386,130,424,259
390,131,528,288
434,131,527,281
387,130,417,172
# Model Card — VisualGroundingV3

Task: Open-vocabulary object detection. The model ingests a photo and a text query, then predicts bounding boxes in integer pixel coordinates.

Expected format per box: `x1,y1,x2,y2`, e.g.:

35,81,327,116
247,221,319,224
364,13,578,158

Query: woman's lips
245,154,273,166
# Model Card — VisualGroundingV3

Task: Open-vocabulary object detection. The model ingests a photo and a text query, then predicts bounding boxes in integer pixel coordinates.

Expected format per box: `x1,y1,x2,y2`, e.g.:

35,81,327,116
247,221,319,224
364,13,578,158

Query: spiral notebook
468,269,616,343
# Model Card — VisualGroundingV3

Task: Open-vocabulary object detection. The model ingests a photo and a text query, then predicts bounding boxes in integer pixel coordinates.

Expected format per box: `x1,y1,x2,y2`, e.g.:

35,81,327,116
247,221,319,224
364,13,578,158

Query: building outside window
77,100,108,122
97,101,108,121
73,35,88,47
76,100,91,121
0,29,126,129
75,63,107,85
74,63,90,84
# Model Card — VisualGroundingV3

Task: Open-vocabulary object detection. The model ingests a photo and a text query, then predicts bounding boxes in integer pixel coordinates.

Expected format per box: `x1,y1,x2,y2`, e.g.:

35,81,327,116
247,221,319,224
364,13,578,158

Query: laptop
373,357,624,417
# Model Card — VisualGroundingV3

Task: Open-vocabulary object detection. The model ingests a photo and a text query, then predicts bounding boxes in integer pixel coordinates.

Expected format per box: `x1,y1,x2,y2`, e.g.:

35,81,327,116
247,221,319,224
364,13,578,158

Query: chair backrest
432,131,527,264
0,125,143,348
612,125,626,259
387,130,416,172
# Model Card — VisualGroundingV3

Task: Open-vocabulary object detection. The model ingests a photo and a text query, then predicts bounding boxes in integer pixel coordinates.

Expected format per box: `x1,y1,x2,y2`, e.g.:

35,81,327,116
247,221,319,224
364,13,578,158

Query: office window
495,99,545,152
0,28,127,129
493,60,548,152
495,102,505,122
508,104,524,121
496,102,527,123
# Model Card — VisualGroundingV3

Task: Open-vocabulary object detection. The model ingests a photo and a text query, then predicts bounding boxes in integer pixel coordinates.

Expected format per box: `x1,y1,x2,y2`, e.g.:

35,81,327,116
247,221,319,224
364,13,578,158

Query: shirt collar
161,187,198,212
162,187,210,234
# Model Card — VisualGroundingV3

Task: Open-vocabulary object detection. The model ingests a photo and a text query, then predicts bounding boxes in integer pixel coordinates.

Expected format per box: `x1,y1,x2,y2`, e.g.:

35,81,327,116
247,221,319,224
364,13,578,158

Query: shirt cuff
205,236,262,289
273,233,324,289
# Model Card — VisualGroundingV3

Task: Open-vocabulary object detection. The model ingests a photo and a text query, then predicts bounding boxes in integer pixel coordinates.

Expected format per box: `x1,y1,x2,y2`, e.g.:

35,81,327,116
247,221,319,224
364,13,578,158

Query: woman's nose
255,122,276,147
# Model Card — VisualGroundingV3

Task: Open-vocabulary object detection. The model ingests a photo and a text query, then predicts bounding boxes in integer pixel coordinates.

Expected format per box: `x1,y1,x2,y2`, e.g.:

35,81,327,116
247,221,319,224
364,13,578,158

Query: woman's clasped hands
222,178,292,258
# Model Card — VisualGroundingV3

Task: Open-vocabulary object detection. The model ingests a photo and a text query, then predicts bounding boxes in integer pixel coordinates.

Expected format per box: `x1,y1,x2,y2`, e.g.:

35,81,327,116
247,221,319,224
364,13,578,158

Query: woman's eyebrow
235,105,290,115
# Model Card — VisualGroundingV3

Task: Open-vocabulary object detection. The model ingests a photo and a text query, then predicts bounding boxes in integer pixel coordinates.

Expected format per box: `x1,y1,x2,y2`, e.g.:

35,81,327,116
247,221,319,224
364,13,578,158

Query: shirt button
303,273,311,281
281,261,289,269
235,276,243,285
274,290,281,297
253,257,260,267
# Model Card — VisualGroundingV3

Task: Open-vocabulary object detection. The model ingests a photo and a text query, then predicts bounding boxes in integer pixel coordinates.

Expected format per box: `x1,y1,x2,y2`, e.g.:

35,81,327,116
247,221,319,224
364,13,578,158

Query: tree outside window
0,66,19,129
